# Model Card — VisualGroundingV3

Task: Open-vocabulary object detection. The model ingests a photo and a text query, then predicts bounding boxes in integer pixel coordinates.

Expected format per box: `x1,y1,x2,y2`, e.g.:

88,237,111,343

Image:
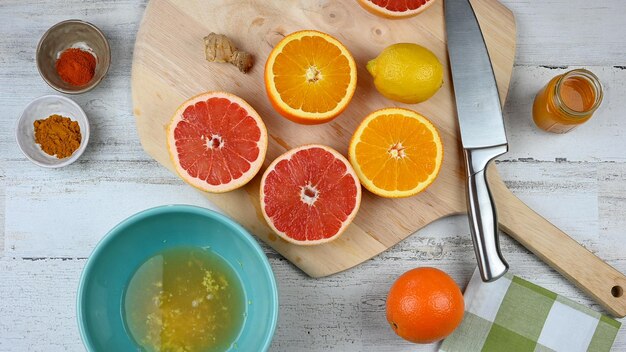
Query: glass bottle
532,69,603,133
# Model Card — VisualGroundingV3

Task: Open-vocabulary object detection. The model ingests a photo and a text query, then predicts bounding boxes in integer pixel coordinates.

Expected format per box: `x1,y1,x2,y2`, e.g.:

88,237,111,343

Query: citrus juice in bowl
77,205,278,352
124,247,246,351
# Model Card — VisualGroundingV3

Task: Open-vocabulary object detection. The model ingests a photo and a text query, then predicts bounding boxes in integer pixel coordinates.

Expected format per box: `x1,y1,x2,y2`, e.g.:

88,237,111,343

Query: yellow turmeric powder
34,114,81,158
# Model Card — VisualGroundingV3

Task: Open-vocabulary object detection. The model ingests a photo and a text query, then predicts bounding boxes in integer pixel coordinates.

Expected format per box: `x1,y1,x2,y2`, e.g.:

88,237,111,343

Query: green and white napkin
440,269,621,352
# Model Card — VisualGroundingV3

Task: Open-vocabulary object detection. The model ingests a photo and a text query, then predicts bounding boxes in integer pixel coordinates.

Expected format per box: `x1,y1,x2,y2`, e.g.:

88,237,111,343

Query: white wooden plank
0,171,5,253
0,258,85,352
3,160,220,257
498,0,626,65
597,163,626,261
496,160,599,243
502,66,626,162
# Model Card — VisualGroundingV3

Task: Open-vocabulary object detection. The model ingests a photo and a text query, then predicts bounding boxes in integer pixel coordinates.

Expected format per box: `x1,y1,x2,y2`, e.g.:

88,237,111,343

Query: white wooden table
1,1,625,351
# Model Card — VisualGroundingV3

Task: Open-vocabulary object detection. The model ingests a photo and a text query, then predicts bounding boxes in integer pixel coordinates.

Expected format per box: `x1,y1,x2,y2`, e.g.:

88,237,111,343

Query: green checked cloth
440,269,621,352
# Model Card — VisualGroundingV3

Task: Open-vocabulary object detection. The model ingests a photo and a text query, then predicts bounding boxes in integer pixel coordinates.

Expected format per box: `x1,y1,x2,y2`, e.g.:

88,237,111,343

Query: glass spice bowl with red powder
36,20,111,94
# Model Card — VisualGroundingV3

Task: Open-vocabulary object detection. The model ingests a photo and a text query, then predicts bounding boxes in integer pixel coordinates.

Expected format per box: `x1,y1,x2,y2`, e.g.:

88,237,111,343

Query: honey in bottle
532,69,603,133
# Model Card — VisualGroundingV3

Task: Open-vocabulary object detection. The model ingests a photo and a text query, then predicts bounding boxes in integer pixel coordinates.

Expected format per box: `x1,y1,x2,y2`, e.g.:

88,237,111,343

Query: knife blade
445,0,509,282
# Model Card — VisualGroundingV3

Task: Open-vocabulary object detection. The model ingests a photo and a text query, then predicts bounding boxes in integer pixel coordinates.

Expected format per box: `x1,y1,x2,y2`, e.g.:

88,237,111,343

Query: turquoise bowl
77,205,278,351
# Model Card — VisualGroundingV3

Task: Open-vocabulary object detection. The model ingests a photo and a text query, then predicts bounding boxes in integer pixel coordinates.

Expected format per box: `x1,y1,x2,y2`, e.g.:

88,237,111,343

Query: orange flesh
272,35,351,113
354,113,438,191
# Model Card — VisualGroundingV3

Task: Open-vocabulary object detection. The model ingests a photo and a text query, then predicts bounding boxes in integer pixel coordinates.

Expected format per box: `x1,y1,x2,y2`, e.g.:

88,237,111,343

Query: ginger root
204,33,254,73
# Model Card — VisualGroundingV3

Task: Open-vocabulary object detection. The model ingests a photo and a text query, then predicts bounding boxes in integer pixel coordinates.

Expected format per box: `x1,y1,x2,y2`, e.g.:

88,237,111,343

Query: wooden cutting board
131,0,626,316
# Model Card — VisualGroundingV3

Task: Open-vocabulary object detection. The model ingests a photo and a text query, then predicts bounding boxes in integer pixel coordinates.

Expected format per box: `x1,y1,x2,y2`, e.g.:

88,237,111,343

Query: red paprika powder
55,48,97,86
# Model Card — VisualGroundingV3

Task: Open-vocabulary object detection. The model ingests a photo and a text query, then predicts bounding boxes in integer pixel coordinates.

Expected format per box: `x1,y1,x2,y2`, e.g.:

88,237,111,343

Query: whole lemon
367,43,443,104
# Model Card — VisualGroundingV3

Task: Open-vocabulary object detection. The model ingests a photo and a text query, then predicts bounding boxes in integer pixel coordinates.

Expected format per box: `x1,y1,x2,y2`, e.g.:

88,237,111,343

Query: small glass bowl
36,20,111,94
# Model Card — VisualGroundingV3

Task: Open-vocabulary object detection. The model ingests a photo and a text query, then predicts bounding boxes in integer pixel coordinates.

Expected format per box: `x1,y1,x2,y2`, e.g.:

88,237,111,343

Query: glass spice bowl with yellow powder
16,95,90,168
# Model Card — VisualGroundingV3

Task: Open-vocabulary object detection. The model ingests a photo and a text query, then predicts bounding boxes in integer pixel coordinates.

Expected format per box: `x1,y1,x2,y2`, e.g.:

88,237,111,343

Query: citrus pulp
348,108,443,198
264,30,357,124
260,145,361,245
167,91,268,193
356,0,437,18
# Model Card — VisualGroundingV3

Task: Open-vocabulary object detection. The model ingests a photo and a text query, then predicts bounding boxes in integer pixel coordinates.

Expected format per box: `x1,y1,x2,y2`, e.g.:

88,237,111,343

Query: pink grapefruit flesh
357,0,436,18
260,145,362,245
167,92,268,193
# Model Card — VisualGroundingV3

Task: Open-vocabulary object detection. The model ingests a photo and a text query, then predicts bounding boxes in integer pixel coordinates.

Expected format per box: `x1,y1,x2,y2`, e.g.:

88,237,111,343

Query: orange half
264,30,357,124
349,108,443,198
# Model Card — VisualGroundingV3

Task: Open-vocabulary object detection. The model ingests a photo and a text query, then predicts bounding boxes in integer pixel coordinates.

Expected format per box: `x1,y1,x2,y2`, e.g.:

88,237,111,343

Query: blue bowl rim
76,204,279,351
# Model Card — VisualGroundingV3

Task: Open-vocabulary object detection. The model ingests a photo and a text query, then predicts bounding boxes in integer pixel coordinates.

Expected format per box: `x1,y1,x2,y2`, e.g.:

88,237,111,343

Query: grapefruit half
167,92,268,193
260,145,361,245
356,0,436,18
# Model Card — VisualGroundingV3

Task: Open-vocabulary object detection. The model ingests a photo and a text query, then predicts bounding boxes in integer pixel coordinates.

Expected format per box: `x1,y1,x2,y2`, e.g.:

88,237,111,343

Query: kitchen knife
445,0,509,282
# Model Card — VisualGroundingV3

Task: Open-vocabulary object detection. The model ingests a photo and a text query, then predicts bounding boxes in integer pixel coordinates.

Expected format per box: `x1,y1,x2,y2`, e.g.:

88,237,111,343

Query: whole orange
386,267,465,344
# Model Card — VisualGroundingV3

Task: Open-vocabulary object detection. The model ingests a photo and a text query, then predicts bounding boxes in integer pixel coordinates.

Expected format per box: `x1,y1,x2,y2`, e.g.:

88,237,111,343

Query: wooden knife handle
488,164,626,317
